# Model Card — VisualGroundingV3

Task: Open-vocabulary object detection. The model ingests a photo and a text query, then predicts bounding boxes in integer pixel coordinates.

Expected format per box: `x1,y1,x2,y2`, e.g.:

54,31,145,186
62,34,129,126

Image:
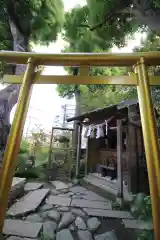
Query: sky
9,0,146,136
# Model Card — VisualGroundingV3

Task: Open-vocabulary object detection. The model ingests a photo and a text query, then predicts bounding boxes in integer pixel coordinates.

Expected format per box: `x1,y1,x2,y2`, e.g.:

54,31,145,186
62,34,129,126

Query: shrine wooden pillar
127,105,138,193
76,122,82,179
117,119,123,198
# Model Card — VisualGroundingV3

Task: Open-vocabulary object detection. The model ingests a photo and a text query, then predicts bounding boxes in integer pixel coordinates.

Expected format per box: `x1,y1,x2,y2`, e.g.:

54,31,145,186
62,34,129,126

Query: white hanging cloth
90,125,95,138
86,125,95,138
84,126,89,138
96,125,100,139
105,120,108,136
86,125,92,137
96,124,104,139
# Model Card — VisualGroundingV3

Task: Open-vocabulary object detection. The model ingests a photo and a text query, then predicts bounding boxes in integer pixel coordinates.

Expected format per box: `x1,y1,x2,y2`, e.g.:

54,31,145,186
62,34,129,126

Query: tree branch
78,10,133,32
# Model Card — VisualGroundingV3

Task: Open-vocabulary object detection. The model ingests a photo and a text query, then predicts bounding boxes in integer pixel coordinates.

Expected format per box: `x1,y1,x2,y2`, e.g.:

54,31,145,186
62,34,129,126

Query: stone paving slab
51,181,69,190
87,217,101,232
43,221,57,239
70,186,88,194
7,237,38,240
56,229,74,240
122,219,153,230
12,178,26,189
46,195,71,206
40,204,53,212
8,189,50,216
82,191,107,202
78,230,93,240
58,212,74,229
24,182,43,191
71,208,86,217
71,199,112,210
75,216,87,230
3,219,42,238
84,208,133,219
26,213,43,222
95,231,118,240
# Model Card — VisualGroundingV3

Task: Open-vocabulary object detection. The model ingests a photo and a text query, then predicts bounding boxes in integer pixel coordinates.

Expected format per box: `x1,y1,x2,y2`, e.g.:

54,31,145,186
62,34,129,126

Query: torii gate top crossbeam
1,51,160,66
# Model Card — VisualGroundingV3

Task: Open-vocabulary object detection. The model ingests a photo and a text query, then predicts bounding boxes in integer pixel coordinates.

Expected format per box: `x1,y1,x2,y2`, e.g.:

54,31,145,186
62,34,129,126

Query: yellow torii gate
0,51,160,239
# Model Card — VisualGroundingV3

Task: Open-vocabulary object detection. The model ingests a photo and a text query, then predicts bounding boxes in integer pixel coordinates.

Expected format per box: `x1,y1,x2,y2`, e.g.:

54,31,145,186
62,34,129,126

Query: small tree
29,125,47,161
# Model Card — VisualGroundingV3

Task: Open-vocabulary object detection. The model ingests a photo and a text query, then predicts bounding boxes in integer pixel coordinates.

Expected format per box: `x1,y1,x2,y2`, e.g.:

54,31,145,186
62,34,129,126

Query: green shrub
16,153,28,172
20,140,29,153
137,230,154,240
35,146,49,166
131,194,153,240
15,166,46,180
19,148,28,154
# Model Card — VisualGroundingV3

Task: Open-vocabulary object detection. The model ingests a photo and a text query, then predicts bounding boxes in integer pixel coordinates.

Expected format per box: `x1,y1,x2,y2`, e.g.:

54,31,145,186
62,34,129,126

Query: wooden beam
52,127,74,131
1,51,160,66
2,74,137,85
3,74,160,86
117,119,123,199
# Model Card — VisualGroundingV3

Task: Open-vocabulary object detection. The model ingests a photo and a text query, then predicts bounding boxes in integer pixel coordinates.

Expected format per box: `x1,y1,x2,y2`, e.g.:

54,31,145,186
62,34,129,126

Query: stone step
51,181,69,190
46,195,71,206
83,208,133,219
24,182,43,191
122,219,153,230
3,219,42,238
71,199,112,210
9,177,26,206
8,188,50,217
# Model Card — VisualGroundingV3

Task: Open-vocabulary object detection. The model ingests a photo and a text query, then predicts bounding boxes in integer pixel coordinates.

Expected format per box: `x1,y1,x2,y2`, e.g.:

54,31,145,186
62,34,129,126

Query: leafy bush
15,166,46,180
16,153,28,172
35,146,49,166
58,136,70,143
20,140,29,153
131,194,154,240
19,148,28,154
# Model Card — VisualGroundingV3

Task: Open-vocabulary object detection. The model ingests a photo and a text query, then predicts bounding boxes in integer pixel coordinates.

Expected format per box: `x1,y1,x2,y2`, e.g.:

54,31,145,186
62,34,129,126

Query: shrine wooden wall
87,138,100,172
85,103,148,195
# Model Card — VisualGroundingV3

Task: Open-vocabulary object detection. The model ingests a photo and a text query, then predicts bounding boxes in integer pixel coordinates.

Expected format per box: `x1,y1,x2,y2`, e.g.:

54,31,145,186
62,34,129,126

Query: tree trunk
73,87,81,150
0,18,28,164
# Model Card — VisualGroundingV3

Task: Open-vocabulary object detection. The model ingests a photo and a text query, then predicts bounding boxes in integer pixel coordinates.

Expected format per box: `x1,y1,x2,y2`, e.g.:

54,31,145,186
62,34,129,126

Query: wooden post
0,58,35,231
48,127,54,169
127,105,138,193
68,149,72,180
135,58,160,240
117,119,123,198
76,123,82,179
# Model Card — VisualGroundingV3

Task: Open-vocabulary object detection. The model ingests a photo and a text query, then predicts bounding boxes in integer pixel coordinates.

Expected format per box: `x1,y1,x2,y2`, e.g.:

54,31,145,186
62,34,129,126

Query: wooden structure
48,127,74,180
0,52,159,238
67,99,159,197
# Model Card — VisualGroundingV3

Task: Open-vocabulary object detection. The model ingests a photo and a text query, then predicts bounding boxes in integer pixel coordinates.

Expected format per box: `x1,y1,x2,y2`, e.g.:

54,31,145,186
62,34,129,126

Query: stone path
3,219,42,238
4,180,152,240
24,182,44,191
8,189,50,217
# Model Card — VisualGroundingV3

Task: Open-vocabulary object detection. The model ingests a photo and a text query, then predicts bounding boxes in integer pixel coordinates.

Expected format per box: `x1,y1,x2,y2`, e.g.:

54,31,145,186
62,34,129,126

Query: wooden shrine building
67,98,159,200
